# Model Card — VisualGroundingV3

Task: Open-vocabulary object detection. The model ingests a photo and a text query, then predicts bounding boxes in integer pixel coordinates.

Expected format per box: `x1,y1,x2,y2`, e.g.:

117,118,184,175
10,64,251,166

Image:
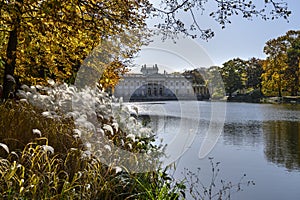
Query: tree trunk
278,87,282,97
2,0,22,100
278,68,282,98
278,78,282,97
2,28,18,100
229,91,232,98
290,60,299,96
294,60,300,96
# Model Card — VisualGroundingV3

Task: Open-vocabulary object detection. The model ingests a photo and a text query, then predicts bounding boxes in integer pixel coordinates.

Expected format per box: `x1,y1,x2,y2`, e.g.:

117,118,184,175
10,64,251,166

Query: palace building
114,64,209,101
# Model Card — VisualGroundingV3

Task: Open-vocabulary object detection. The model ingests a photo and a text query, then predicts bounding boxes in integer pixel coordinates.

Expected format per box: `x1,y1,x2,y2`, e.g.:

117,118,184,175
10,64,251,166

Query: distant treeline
183,30,300,99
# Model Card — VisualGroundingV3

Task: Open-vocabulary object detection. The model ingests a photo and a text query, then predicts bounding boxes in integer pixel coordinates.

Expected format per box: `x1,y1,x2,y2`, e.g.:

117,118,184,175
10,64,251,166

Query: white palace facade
114,65,209,101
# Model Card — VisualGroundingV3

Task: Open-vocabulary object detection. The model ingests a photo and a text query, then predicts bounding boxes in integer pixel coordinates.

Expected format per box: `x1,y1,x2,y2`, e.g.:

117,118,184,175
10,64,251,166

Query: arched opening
154,87,157,96
129,84,177,101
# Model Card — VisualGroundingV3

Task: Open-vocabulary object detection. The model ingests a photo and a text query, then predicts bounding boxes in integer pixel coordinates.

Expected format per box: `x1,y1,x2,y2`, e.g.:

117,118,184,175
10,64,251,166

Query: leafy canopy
0,0,149,89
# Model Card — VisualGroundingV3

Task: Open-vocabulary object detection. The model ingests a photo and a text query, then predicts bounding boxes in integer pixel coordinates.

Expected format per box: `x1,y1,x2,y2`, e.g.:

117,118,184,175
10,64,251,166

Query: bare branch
154,0,189,14
189,8,213,40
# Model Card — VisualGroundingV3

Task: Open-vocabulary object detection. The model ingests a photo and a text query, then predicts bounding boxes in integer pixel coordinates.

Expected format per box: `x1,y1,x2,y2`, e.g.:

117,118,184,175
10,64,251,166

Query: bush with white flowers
16,80,161,172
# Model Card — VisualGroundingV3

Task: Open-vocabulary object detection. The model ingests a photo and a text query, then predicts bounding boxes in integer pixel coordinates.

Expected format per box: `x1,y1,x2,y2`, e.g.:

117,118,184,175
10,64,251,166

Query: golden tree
0,0,149,99
262,30,300,97
261,56,288,97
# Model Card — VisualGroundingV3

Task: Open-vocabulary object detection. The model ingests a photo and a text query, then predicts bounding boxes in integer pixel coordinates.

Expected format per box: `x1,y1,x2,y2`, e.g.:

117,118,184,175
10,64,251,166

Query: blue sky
195,0,300,66
133,0,300,72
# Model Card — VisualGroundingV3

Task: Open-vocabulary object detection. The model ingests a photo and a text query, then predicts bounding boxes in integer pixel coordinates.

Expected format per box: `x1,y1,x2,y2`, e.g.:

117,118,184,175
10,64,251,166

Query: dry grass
0,101,80,156
0,100,184,199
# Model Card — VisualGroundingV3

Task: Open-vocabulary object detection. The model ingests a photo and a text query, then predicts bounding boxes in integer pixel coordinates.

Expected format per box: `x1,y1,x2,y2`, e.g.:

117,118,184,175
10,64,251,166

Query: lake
127,101,300,200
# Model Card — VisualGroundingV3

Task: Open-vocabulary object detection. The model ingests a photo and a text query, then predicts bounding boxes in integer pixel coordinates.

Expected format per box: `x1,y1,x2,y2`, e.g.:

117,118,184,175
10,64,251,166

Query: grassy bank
0,83,185,199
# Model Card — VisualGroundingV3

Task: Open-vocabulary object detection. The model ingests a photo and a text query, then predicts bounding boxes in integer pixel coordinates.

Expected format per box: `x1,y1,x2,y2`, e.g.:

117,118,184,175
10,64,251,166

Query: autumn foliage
262,30,300,97
0,0,149,99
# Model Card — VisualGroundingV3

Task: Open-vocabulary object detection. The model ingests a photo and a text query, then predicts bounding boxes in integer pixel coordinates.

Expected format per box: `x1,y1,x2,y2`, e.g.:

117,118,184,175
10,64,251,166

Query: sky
197,0,300,66
132,0,300,73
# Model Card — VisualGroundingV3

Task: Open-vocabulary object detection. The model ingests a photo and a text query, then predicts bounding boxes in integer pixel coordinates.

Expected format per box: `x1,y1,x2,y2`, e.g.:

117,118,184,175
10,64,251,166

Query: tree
262,49,288,97
261,32,300,97
221,58,245,97
182,68,205,85
206,66,225,98
284,30,300,96
245,58,263,91
0,0,149,99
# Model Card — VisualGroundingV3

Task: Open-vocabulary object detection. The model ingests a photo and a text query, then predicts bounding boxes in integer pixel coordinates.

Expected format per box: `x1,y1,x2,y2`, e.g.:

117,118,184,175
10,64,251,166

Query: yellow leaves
1,0,147,86
262,30,300,96
99,60,128,90
262,55,290,96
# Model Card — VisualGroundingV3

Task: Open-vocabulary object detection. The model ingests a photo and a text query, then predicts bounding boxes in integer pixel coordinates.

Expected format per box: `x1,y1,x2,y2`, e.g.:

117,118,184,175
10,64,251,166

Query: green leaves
221,58,245,97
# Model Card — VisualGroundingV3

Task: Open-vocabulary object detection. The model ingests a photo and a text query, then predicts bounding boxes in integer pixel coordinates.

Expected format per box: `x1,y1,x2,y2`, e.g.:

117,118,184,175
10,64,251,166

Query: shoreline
260,96,300,104
124,96,300,104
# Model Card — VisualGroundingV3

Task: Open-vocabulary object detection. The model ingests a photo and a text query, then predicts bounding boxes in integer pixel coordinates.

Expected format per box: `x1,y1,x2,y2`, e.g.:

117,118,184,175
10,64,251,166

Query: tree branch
153,0,189,15
150,0,291,40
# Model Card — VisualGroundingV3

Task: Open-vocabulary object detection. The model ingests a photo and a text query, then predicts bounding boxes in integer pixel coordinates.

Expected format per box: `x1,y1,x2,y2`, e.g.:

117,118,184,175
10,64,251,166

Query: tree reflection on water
263,121,300,171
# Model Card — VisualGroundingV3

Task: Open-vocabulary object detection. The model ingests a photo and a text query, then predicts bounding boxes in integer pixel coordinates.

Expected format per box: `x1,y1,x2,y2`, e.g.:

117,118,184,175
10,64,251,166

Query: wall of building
114,66,209,101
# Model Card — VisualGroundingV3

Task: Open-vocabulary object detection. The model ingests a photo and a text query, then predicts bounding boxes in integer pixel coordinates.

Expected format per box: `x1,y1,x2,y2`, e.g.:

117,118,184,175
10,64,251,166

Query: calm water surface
129,101,300,200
